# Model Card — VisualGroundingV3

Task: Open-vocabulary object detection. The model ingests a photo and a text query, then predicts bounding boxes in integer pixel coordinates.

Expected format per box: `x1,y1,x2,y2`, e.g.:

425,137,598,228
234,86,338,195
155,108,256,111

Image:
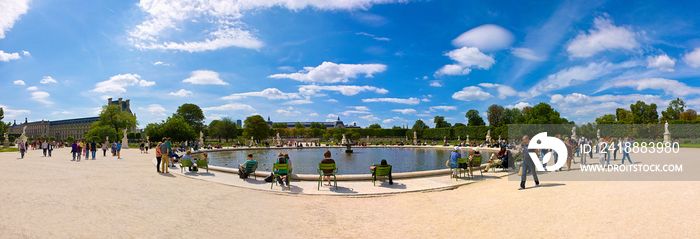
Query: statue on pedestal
664,120,671,143
341,134,347,145
485,129,492,142
597,129,600,139
572,125,577,138
664,120,669,134
121,128,129,149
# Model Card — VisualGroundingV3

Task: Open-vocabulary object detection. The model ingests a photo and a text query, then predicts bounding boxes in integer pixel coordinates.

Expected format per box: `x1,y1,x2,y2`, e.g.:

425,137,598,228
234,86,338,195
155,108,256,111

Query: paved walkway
156,157,510,196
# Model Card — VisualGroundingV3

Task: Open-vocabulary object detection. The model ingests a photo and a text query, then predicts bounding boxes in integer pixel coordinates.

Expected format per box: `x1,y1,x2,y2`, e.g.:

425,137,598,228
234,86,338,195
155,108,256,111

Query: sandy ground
1,147,698,238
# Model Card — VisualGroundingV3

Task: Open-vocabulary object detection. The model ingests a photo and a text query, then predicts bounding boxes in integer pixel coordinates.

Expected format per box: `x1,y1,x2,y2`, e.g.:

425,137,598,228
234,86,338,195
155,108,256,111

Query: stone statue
664,120,671,143
498,135,501,142
572,125,577,137
121,128,129,149
664,120,669,134
123,128,128,139
20,126,27,137
3,132,7,141
466,135,469,143
597,129,600,139
341,134,347,144
414,131,417,139
486,129,491,138
199,131,204,139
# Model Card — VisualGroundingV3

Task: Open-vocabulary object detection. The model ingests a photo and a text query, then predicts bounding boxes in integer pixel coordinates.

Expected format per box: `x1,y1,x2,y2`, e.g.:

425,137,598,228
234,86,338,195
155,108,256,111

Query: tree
486,104,505,127
630,101,659,124
208,120,224,141
434,116,451,128
66,136,75,144
84,125,118,143
95,105,137,140
160,115,197,142
615,108,632,122
412,119,429,130
501,108,521,125
465,110,486,126
515,103,569,124
294,122,304,129
272,123,287,129
220,117,239,142
309,122,326,129
661,98,685,121
176,103,206,134
391,126,402,130
145,122,165,142
368,123,382,129
595,114,617,124
680,109,697,121
49,136,56,142
0,107,10,138
453,123,466,127
243,115,270,141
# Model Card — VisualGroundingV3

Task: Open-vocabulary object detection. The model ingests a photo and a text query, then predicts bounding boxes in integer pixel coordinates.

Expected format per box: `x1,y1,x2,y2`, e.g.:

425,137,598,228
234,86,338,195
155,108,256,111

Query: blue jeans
541,151,547,167
48,149,52,157
43,149,47,156
92,151,96,159
72,152,76,160
622,152,632,164
20,149,25,158
606,151,610,165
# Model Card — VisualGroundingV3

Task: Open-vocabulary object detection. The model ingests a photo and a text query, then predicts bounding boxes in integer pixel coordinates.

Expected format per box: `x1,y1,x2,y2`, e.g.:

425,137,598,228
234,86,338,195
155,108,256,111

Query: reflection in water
193,147,456,175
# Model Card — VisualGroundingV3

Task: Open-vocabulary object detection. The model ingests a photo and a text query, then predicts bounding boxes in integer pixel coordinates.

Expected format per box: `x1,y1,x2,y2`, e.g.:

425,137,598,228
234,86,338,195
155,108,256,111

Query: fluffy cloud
340,106,371,116
327,114,339,119
356,32,390,41
382,118,395,124
202,103,255,111
451,24,514,52
40,76,57,84
647,55,675,72
429,106,457,112
391,109,416,115
0,50,20,62
0,104,30,118
129,0,400,52
362,97,420,105
277,107,300,116
612,78,700,96
298,85,388,96
478,83,530,99
505,102,532,110
13,80,25,85
21,50,29,56
269,61,387,83
183,70,228,85
528,61,637,96
169,89,193,97
326,99,339,102
92,74,155,94
277,66,295,72
207,113,227,120
26,86,37,91
435,47,495,77
683,47,700,68
30,91,52,104
283,99,313,105
308,113,319,117
360,114,380,121
566,16,639,58
452,86,493,101
221,88,300,100
51,111,73,115
511,48,544,61
146,104,166,116
0,0,30,39
550,93,667,117
153,61,169,66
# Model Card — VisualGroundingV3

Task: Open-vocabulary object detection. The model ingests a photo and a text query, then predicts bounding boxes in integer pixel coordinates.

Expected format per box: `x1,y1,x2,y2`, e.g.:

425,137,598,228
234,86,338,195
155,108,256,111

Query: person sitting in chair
182,150,197,172
275,153,290,186
370,159,393,185
238,154,257,178
483,147,507,173
320,150,335,186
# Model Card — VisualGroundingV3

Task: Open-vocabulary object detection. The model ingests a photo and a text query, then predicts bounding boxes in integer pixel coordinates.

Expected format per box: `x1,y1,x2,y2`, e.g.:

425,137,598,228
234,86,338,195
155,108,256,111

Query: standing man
90,140,97,160
159,139,169,173
47,141,53,157
519,135,540,190
116,140,122,159
42,140,48,157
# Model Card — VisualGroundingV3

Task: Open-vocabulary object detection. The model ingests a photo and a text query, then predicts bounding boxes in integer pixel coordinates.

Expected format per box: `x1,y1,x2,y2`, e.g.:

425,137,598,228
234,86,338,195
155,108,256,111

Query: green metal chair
181,159,193,173
470,156,483,179
272,163,290,189
372,165,392,186
196,159,209,173
242,161,258,180
317,163,338,190
451,158,469,180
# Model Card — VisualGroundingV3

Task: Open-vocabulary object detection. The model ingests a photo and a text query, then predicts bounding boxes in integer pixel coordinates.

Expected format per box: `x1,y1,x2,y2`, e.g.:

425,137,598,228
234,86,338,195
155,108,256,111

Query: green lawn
680,144,700,148
0,147,19,152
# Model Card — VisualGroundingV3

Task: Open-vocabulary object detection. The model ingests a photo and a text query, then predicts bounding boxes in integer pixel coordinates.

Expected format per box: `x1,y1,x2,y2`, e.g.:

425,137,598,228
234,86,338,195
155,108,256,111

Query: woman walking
140,142,145,154
155,142,163,173
102,142,108,157
19,141,26,158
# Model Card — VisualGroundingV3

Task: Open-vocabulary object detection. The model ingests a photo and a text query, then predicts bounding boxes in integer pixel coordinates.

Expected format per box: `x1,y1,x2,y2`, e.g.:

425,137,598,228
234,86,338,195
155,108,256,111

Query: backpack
264,172,274,182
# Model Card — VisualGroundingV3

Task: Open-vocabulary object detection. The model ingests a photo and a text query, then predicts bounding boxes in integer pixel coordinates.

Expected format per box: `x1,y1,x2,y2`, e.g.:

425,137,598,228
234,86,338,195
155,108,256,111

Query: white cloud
435,47,495,77
451,24,514,52
221,88,300,100
478,83,525,99
327,114,339,119
13,80,25,85
506,102,532,110
40,76,57,84
528,61,637,96
51,111,73,115
298,85,388,96
422,76,428,80
21,50,29,56
153,61,169,66
683,47,700,68
146,104,166,116
92,73,155,94
362,97,420,105
202,103,255,111
612,78,700,97
0,104,30,118
30,91,52,104
382,118,395,124
429,106,457,112
284,99,313,105
208,113,227,120
326,99,339,102
183,70,228,85
356,32,390,41
391,109,416,115
269,61,387,83
352,106,370,111
277,107,301,116
647,55,675,72
550,93,667,117
308,113,319,117
277,66,295,72
0,0,30,39
511,48,544,61
26,86,37,91
169,89,193,97
686,98,700,107
360,114,380,121
0,50,20,62
452,86,493,101
566,16,639,58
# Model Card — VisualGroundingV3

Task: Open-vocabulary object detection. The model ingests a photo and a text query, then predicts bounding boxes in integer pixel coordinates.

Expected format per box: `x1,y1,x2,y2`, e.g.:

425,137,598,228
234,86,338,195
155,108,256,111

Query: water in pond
193,147,471,175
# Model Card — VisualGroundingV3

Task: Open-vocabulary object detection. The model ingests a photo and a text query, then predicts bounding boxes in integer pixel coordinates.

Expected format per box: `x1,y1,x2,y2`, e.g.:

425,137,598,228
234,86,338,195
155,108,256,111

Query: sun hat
454,146,461,151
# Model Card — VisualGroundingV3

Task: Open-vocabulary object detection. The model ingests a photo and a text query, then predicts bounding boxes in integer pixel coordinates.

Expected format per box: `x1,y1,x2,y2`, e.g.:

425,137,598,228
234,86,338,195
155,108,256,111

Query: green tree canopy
680,109,697,121
368,123,382,129
176,103,206,133
452,123,466,127
434,116,451,128
221,117,239,142
294,122,304,129
161,115,197,142
465,110,486,126
501,108,521,125
595,114,617,124
630,101,659,124
84,124,118,143
309,122,326,129
243,115,270,141
95,105,137,140
515,103,570,124
391,126,402,130
0,107,10,138
661,98,685,121
486,104,505,127
412,119,429,130
272,122,287,129
616,108,632,122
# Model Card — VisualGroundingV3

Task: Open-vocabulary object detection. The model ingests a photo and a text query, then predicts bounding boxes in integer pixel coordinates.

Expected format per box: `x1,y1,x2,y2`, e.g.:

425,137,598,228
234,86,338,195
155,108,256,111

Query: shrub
682,139,692,144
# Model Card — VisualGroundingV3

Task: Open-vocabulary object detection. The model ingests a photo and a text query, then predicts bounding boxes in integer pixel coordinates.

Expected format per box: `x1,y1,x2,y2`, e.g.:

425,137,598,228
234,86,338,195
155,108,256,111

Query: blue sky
2,0,700,128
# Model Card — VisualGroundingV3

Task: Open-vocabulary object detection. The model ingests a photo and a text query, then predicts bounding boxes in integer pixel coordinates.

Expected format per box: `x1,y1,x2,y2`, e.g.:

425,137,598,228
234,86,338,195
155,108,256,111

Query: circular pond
194,147,462,175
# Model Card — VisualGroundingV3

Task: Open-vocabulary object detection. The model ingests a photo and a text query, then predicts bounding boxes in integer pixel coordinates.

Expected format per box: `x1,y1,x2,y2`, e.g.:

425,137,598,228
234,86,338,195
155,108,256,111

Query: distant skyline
2,0,700,128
